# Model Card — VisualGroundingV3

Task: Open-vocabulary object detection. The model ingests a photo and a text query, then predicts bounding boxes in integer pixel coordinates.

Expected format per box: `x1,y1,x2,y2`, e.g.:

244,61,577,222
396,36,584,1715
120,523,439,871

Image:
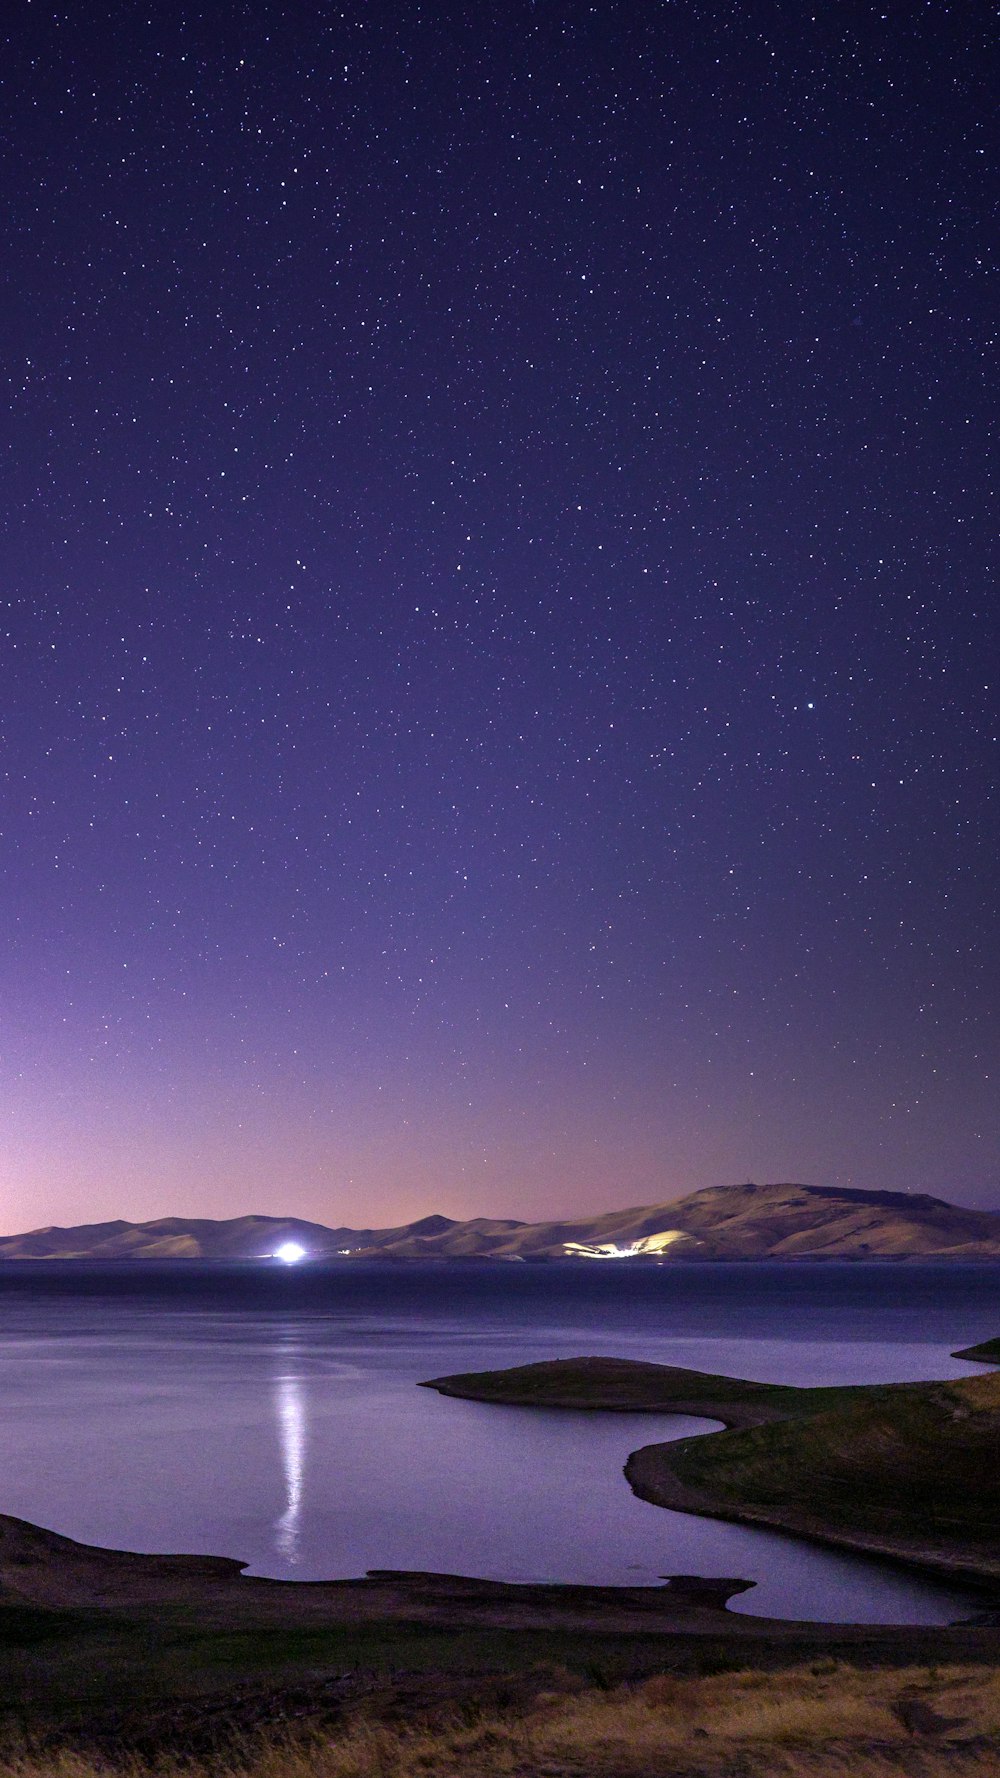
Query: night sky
2,1,996,1234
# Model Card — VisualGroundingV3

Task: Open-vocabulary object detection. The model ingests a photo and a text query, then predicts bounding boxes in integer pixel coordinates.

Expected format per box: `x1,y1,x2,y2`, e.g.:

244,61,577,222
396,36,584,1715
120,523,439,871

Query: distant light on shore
274,1241,307,1265
563,1229,687,1260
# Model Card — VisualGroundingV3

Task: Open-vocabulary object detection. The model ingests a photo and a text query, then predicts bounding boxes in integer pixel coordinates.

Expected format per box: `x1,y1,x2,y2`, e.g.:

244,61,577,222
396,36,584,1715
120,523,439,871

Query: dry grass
4,1663,1000,1777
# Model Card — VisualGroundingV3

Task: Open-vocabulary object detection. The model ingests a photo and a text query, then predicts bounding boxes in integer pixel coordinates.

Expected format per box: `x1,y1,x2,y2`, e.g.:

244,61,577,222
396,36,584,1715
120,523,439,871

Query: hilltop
2,1181,1000,1261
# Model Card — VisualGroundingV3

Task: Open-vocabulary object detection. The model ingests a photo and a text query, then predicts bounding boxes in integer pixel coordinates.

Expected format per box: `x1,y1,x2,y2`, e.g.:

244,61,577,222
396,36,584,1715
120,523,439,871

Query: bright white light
275,1241,307,1265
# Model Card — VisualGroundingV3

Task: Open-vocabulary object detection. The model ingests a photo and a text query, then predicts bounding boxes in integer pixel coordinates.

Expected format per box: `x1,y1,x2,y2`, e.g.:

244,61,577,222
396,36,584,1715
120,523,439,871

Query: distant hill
0,1215,340,1262
2,1182,1000,1262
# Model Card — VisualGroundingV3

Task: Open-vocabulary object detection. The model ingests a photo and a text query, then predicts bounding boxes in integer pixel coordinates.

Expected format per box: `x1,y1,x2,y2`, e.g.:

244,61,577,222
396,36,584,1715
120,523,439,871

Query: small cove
0,1258,997,1624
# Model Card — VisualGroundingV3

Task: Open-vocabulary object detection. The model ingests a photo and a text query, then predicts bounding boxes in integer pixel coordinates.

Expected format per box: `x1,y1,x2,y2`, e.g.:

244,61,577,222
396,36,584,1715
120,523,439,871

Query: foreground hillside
1,1500,1000,1770
2,1182,1000,1261
5,1663,1000,1777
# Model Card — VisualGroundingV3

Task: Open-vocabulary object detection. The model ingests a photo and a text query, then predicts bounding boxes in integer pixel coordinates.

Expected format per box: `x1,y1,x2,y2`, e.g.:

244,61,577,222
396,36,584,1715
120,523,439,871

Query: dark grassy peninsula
425,1355,1000,1587
421,1354,865,1427
953,1337,1000,1363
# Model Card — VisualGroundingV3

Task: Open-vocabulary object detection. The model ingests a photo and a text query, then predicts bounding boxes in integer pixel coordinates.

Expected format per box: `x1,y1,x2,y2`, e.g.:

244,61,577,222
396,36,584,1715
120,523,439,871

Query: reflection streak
274,1370,306,1563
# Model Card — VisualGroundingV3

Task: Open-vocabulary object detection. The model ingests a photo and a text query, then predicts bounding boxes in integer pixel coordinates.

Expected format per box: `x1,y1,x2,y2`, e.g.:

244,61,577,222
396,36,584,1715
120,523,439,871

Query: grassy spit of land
953,1338,1000,1364
420,1353,868,1427
424,1353,1000,1587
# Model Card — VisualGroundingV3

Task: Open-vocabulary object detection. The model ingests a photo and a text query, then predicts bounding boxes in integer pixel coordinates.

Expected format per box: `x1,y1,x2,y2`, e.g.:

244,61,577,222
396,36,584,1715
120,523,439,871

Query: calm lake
0,1259,997,1624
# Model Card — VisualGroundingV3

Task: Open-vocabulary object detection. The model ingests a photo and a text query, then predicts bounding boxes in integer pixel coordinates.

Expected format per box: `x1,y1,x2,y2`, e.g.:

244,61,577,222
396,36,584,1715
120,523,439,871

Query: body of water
0,1259,997,1624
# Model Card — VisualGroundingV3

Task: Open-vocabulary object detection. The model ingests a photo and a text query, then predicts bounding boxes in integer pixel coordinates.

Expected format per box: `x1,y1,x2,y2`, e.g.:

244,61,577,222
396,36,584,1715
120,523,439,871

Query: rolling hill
1,1182,999,1261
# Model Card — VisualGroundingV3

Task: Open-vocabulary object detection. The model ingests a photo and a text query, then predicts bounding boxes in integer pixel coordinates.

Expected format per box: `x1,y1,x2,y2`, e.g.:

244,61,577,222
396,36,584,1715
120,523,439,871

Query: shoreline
624,1439,1000,1594
5,1252,1000,1265
424,1356,1000,1598
0,1508,998,1647
3,1349,1000,1744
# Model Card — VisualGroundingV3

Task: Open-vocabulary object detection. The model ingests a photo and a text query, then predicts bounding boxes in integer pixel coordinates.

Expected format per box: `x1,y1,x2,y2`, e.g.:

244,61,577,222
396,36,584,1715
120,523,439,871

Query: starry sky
2,0,996,1234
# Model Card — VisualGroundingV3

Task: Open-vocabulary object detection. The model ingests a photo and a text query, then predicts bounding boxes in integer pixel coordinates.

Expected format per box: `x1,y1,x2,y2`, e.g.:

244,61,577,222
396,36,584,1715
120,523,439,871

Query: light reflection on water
274,1364,306,1564
0,1260,997,1625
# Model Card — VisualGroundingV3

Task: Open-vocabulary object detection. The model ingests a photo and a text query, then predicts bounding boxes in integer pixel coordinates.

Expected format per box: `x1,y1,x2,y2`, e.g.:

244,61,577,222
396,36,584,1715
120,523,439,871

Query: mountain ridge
2,1182,999,1262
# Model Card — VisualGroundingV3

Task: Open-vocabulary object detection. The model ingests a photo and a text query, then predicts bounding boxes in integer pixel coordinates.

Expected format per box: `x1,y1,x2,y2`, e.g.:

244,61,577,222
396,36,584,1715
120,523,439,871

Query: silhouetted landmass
4,1518,1000,1772
427,1357,1000,1586
3,1182,1000,1261
629,1371,1000,1587
421,1355,863,1428
954,1338,1000,1363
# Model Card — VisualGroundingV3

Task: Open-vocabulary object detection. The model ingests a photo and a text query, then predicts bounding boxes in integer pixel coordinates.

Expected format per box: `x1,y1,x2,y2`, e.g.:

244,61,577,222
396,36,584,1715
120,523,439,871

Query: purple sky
2,1,996,1233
